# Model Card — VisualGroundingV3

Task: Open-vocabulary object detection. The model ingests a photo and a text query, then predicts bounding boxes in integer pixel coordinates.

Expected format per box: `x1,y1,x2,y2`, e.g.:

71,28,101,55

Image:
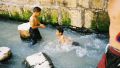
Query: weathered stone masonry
0,0,109,28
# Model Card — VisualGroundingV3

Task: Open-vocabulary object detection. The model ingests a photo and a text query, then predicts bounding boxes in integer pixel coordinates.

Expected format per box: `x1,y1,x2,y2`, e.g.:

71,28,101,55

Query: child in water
29,7,46,45
56,26,80,46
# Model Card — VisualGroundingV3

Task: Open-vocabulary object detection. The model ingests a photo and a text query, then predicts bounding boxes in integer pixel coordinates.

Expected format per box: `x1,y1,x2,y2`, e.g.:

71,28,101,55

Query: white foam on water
41,40,89,58
76,47,87,57
41,34,107,58
74,34,107,58
41,40,78,54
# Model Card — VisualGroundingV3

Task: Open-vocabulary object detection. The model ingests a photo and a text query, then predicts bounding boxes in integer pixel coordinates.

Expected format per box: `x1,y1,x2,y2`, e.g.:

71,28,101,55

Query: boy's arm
36,19,46,28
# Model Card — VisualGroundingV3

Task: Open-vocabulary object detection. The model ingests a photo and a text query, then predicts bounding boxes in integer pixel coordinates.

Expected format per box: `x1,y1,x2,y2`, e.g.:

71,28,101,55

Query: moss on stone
0,9,71,26
50,10,58,25
0,11,10,19
9,12,21,21
39,9,52,25
91,11,110,33
22,10,32,21
0,10,32,22
39,9,71,26
61,9,71,26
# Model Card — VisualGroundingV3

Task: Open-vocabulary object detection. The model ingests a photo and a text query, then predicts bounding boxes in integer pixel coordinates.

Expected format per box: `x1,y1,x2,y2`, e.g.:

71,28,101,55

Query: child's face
56,30,62,36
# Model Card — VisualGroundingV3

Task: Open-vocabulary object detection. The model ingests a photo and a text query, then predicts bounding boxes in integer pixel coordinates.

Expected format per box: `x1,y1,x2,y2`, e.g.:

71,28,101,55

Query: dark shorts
97,46,120,68
29,27,42,42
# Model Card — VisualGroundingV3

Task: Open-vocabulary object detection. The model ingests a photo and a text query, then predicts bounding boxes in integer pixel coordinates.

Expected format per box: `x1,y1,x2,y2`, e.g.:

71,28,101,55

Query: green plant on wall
22,10,32,21
62,17,71,26
46,13,51,23
0,9,71,27
9,12,21,21
39,11,49,24
91,11,110,32
0,10,32,22
62,10,71,26
39,9,58,26
0,11,10,19
39,9,71,26
39,9,52,24
50,10,58,25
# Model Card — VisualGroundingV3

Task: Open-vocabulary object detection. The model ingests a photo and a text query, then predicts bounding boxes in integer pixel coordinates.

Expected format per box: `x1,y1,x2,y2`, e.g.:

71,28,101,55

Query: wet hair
57,26,64,35
33,7,41,12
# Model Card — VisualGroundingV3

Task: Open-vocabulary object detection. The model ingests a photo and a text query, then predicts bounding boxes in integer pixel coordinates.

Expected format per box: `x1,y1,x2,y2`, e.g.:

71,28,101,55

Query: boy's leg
35,29,42,41
29,28,37,45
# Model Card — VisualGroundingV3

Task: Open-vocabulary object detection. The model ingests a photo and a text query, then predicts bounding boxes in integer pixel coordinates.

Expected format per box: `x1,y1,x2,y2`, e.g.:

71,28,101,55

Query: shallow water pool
0,20,108,68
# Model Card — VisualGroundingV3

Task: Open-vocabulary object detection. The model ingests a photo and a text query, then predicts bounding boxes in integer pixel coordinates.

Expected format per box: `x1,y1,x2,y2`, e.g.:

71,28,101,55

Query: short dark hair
33,7,41,12
57,26,64,35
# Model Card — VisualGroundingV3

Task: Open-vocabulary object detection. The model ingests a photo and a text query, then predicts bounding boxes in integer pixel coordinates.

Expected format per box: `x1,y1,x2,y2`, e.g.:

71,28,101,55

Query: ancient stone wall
0,0,109,28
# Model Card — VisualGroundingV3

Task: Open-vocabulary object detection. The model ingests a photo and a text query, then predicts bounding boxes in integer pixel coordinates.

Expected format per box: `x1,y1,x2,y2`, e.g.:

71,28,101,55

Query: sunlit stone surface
24,52,54,68
0,47,12,61
18,23,30,40
0,0,108,28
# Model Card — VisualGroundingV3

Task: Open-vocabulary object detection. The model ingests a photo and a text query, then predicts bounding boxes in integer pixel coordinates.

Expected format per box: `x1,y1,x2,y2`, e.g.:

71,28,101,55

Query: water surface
0,20,108,68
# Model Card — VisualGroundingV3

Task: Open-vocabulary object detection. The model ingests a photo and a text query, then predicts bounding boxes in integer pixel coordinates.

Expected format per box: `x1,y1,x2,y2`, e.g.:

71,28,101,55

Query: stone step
24,52,54,68
0,47,12,61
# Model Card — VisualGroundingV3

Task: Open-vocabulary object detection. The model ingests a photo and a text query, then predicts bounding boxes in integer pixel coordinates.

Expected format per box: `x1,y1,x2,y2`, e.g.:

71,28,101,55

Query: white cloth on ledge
18,22,30,30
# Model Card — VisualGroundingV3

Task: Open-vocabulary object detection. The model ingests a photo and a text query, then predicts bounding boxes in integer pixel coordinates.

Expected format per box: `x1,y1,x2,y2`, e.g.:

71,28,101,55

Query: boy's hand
39,24,46,28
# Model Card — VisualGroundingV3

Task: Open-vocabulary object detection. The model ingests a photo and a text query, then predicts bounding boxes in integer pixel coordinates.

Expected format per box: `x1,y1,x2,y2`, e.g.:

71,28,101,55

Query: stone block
84,10,93,28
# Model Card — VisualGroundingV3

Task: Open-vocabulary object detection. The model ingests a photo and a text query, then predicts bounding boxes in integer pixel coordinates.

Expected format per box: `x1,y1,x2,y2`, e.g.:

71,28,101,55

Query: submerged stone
0,47,12,61
24,52,54,68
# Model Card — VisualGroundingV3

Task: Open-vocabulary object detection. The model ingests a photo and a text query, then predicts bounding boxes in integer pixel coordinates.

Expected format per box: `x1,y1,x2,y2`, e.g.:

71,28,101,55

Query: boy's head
33,7,41,16
56,26,64,36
